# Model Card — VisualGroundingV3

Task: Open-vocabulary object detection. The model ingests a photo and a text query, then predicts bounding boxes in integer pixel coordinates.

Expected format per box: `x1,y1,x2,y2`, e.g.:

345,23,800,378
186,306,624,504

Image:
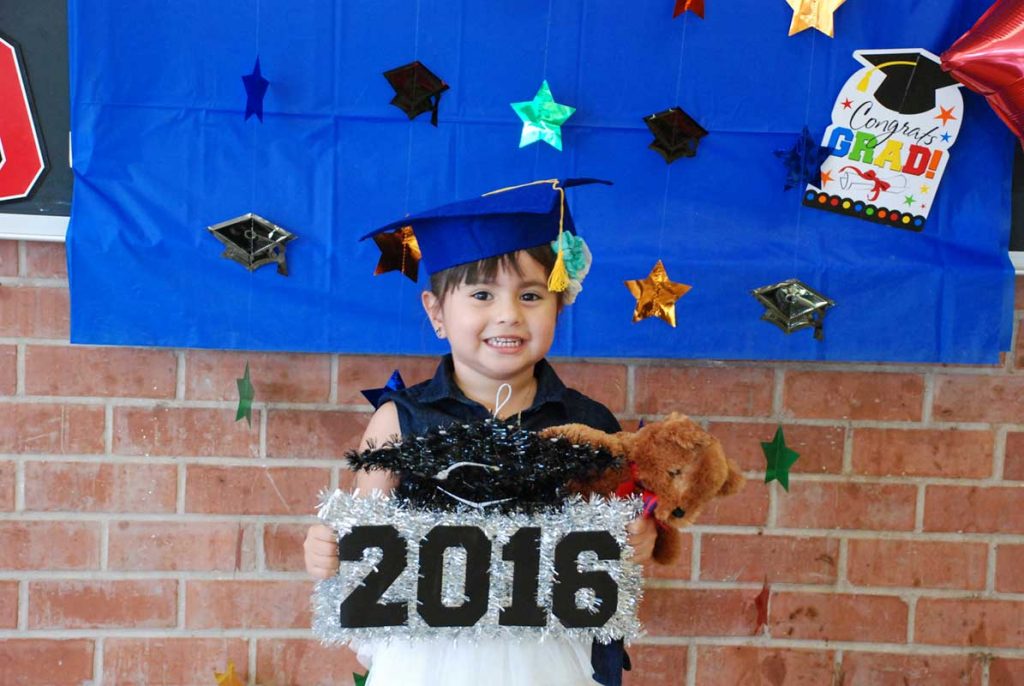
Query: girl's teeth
489,338,521,347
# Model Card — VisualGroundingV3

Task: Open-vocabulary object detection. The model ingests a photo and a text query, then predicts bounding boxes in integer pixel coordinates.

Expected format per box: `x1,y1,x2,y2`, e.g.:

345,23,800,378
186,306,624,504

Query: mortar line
15,342,25,395
329,354,339,405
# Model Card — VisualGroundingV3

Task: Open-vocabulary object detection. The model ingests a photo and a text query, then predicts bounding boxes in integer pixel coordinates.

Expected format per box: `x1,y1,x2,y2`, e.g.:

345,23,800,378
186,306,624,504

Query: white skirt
353,636,601,686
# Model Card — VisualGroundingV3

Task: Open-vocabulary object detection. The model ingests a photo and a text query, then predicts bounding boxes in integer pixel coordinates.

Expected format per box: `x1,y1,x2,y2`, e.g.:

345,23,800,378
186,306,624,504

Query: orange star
819,170,833,186
372,225,421,282
214,661,244,686
935,106,957,126
673,0,705,18
625,260,691,327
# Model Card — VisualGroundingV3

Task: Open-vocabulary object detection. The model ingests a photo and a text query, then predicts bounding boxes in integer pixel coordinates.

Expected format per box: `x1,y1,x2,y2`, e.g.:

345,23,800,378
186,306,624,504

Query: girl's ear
421,290,443,329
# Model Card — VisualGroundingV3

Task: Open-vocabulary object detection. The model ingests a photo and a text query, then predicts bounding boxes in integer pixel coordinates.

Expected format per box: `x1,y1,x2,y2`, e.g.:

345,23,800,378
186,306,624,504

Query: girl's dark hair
428,245,558,303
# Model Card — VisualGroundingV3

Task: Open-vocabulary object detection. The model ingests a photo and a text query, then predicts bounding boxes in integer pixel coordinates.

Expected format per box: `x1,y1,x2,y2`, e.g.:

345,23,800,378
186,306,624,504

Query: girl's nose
495,298,522,324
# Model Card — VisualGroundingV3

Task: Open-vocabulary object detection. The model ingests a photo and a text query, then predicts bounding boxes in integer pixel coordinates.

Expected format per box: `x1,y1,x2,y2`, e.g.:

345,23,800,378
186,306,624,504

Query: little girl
304,179,656,686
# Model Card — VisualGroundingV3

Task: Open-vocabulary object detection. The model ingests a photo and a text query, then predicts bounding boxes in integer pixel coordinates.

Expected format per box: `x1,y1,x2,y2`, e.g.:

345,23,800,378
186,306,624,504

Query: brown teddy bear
540,413,745,564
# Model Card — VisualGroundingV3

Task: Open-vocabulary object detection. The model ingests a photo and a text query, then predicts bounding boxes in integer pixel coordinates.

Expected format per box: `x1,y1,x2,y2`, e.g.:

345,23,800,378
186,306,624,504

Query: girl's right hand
304,524,340,579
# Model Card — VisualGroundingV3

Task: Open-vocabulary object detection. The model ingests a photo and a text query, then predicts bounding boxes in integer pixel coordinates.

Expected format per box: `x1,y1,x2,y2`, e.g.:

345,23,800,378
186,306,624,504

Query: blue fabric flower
550,234,592,305
551,234,589,280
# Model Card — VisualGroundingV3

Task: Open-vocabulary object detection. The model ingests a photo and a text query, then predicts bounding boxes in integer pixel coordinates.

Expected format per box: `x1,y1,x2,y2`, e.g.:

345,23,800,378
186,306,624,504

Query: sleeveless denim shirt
380,354,630,686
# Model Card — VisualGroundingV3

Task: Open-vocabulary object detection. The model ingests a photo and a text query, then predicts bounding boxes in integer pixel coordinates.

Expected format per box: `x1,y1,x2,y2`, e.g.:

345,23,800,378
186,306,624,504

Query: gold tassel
548,243,570,292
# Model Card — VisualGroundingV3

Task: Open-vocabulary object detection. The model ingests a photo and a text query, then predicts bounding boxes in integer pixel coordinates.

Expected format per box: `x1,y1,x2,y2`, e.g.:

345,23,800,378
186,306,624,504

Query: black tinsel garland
345,418,620,514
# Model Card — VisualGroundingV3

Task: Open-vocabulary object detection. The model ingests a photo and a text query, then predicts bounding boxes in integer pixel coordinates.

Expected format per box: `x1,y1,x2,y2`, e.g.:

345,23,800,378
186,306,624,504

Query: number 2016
338,525,621,629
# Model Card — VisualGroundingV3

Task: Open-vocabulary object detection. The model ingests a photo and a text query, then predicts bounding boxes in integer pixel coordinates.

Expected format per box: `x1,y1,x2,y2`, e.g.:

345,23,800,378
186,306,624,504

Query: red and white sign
0,36,46,202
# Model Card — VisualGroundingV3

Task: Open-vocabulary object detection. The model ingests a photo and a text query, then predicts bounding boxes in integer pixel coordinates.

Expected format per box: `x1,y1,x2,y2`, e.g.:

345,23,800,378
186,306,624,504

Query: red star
673,0,705,18
753,577,771,635
935,106,957,126
819,170,833,186
841,98,853,109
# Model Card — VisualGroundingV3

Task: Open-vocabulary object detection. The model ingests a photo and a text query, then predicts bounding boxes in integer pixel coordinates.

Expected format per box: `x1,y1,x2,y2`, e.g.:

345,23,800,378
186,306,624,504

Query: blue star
242,57,269,122
774,126,832,191
360,369,406,409
941,131,952,143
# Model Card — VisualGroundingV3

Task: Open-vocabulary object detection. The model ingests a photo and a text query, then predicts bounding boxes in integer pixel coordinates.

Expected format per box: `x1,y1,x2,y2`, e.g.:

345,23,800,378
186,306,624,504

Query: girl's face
423,252,559,385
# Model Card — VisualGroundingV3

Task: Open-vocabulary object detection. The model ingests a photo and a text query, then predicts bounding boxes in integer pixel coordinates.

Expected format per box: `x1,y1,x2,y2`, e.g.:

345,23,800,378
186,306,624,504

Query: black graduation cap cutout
644,107,708,163
383,61,449,126
752,279,835,340
207,213,296,276
857,51,960,115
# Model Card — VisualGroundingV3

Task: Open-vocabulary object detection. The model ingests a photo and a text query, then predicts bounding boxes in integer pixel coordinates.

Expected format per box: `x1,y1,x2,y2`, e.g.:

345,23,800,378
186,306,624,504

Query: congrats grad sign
806,49,964,230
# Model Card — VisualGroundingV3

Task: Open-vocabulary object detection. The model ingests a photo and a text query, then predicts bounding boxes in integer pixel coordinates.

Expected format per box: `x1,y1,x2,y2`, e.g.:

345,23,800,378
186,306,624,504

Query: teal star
904,194,916,207
510,80,575,151
761,425,800,491
236,362,255,426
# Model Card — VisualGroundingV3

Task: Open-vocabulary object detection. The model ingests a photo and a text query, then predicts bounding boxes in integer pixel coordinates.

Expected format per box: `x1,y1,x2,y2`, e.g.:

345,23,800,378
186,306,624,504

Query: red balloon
942,0,1024,144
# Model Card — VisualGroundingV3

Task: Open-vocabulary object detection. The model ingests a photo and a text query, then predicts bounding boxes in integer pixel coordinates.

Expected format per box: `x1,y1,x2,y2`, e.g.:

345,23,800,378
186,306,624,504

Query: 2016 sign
339,524,620,629
312,491,644,644
0,35,46,202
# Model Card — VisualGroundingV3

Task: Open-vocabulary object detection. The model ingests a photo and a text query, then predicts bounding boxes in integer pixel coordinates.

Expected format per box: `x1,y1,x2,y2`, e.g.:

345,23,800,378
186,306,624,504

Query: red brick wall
1,239,1022,686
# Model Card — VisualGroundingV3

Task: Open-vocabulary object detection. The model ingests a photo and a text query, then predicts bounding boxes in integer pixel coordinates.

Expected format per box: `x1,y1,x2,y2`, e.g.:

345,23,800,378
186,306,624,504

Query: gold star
214,661,244,686
920,184,930,194
786,0,846,38
372,225,421,282
625,260,691,327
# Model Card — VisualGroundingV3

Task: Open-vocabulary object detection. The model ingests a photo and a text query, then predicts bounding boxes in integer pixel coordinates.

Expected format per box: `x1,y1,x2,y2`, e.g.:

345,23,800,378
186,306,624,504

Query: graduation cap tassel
548,241,570,293
546,184,570,293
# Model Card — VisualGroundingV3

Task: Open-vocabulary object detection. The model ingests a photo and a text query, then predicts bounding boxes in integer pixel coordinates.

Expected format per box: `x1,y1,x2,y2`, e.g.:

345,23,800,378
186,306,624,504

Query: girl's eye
470,291,491,301
521,292,542,302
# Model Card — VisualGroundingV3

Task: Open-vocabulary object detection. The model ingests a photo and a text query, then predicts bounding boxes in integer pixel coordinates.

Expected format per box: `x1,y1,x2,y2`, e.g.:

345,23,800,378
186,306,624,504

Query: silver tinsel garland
312,489,644,645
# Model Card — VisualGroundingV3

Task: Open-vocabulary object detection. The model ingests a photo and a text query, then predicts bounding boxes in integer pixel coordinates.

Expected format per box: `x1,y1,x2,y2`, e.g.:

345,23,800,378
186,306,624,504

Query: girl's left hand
626,515,657,563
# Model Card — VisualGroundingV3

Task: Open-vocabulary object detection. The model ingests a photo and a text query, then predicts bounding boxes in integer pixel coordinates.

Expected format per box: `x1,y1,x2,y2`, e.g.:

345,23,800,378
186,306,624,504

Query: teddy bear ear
718,458,746,496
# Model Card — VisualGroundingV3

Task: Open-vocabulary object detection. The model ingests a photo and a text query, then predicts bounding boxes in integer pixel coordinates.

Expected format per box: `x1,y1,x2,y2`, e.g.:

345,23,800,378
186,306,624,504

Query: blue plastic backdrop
67,0,1016,363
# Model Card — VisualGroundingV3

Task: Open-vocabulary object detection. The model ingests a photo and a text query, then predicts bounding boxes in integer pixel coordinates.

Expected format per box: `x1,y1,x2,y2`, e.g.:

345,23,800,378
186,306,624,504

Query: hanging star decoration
242,57,270,121
753,576,771,635
360,369,406,409
372,226,421,282
624,260,692,327
353,671,369,686
774,127,832,190
236,362,255,427
674,0,705,18
214,661,244,686
942,0,1024,146
761,426,800,491
786,0,846,38
510,80,576,151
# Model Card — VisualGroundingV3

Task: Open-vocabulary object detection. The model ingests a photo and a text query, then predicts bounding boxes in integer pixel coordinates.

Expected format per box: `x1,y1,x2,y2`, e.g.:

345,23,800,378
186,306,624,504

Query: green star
236,362,255,426
904,194,916,207
510,80,575,151
761,425,800,491
353,671,369,686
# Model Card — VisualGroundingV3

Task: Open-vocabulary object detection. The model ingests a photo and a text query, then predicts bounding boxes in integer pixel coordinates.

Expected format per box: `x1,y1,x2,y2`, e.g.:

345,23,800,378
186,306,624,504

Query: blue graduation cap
361,178,611,277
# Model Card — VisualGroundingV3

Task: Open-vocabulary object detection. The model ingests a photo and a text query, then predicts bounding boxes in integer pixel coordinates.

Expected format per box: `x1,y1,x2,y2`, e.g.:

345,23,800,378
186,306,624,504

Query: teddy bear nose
671,507,686,518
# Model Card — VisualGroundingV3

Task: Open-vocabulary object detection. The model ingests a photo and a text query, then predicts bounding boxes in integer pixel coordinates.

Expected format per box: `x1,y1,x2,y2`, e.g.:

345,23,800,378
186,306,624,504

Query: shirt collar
416,354,568,409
